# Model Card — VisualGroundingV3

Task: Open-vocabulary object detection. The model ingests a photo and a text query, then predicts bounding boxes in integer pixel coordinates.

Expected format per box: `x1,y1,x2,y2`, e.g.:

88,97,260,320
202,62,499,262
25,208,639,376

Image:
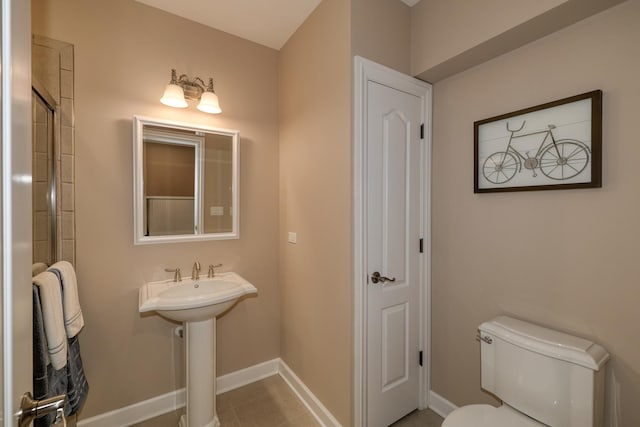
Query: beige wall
411,0,566,75
411,0,627,82
32,0,280,419
278,0,353,424
351,0,411,74
431,2,640,425
278,0,415,423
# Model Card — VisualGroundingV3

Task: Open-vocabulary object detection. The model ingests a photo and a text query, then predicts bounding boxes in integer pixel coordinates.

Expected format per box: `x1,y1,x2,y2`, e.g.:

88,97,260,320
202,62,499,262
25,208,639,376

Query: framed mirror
133,116,239,244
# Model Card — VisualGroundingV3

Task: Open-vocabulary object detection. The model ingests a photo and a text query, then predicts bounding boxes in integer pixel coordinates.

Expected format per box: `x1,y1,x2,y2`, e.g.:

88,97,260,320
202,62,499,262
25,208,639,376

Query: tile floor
129,374,444,427
390,408,443,427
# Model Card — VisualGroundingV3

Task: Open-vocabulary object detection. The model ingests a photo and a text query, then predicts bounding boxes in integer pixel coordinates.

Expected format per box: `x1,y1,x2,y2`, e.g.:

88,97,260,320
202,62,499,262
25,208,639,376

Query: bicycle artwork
482,120,590,184
474,90,602,193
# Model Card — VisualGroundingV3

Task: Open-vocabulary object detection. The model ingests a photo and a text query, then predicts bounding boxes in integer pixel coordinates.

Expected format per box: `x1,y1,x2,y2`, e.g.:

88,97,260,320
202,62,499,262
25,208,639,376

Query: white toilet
442,316,610,427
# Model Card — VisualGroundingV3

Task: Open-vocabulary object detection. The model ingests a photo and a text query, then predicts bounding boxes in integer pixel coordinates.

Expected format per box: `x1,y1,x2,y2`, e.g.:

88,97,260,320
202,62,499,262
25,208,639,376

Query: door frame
2,0,33,425
353,56,432,427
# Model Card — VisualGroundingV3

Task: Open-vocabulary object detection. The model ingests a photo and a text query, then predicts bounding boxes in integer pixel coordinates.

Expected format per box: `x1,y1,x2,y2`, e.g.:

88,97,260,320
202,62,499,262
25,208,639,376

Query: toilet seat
442,404,545,427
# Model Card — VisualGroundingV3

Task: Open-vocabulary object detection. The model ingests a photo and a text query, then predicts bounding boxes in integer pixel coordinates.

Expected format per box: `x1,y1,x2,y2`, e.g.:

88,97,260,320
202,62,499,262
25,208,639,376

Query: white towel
33,271,67,370
49,261,85,338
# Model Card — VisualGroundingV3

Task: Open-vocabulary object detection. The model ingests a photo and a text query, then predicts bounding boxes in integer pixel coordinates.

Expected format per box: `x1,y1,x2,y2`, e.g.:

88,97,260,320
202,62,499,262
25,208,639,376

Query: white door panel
366,81,421,426
380,302,408,392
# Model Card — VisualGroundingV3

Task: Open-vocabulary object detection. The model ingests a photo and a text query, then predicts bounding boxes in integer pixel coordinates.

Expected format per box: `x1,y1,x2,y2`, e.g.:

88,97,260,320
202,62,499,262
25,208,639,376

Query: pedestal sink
139,272,257,427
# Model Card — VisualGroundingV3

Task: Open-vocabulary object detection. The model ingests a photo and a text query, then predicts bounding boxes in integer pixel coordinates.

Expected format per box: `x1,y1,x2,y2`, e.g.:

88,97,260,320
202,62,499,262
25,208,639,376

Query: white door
2,0,34,425
366,80,423,426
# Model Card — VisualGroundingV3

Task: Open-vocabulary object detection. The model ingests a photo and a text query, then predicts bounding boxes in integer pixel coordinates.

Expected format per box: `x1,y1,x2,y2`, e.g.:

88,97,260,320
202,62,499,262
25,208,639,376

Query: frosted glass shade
197,91,222,114
161,84,188,108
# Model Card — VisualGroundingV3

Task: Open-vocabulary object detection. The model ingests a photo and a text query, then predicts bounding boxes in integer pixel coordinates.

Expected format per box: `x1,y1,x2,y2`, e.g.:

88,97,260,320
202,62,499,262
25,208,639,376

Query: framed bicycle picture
474,90,602,193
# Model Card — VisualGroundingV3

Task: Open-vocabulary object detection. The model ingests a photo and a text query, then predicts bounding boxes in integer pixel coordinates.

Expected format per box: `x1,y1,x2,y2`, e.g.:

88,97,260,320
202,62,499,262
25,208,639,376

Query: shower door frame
32,79,59,266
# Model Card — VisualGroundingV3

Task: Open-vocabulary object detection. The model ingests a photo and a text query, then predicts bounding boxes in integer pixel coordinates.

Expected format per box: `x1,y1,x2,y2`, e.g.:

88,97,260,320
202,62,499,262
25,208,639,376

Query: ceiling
134,0,420,50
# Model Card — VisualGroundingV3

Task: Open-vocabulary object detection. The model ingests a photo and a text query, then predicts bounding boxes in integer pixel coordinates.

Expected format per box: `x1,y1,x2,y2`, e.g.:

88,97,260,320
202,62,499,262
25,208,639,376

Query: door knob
370,271,396,284
17,392,67,427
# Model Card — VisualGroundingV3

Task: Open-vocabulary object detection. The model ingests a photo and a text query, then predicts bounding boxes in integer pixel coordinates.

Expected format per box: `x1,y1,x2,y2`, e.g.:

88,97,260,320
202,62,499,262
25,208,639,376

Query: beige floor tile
391,408,444,427
216,391,234,412
234,398,292,426
122,375,443,427
217,407,241,426
129,409,183,427
223,379,273,407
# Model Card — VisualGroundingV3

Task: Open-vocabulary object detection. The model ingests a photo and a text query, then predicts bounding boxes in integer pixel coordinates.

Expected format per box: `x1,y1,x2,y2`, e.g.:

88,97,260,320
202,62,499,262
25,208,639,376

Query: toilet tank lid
479,316,610,371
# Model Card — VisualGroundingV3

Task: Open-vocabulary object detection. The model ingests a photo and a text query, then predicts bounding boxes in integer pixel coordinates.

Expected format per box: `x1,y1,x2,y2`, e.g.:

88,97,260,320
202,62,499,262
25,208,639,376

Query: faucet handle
164,268,182,282
208,263,223,278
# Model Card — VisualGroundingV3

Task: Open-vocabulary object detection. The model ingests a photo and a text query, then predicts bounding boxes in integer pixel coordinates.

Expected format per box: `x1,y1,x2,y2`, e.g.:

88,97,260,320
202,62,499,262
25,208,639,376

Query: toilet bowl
442,404,543,427
441,316,609,427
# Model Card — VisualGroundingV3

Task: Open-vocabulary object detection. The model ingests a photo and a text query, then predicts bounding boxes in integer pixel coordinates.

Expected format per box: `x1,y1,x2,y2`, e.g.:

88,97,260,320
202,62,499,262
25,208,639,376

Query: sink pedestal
178,318,219,427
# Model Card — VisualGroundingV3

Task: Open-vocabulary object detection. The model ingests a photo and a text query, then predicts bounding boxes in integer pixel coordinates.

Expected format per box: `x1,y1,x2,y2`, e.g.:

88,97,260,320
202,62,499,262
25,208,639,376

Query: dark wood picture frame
474,90,602,193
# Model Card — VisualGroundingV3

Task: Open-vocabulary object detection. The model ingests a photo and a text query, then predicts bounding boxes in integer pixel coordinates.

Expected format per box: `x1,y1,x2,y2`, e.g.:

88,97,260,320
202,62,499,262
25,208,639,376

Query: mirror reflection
133,116,239,244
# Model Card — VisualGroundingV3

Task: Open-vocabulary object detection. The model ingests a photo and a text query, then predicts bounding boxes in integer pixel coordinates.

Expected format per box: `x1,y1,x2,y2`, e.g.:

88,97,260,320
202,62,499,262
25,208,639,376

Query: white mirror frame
133,115,240,244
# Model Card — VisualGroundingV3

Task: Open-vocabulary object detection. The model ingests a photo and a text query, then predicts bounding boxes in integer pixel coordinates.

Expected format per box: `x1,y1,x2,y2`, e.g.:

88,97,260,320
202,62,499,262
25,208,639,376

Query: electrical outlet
288,232,297,244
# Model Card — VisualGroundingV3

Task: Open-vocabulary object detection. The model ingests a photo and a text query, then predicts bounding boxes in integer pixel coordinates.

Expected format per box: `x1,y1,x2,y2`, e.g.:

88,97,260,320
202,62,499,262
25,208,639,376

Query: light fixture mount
161,69,222,114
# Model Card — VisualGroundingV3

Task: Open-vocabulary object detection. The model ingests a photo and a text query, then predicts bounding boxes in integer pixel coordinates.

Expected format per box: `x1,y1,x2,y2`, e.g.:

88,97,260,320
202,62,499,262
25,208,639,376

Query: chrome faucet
192,261,201,280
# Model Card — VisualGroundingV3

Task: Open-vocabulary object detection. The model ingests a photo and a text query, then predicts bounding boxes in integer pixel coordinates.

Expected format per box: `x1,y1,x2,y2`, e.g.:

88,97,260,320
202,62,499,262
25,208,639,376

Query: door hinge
419,350,423,367
419,238,423,253
420,123,424,139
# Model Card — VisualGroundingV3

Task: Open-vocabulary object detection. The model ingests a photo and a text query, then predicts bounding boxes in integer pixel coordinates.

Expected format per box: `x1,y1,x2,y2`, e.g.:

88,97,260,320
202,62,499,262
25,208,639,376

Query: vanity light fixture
160,69,222,114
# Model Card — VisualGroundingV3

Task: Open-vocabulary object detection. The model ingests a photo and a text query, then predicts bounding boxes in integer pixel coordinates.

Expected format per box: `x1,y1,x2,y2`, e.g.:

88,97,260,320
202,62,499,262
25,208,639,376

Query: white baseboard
428,390,458,419
77,358,338,427
278,359,342,427
217,358,280,394
77,388,186,427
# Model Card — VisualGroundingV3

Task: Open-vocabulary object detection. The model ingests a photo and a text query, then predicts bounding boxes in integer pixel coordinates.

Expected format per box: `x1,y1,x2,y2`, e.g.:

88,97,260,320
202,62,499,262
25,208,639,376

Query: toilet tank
479,316,609,427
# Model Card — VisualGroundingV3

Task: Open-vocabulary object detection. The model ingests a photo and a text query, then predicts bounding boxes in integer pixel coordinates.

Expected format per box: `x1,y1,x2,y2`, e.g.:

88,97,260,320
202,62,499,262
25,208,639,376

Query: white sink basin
138,271,257,322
